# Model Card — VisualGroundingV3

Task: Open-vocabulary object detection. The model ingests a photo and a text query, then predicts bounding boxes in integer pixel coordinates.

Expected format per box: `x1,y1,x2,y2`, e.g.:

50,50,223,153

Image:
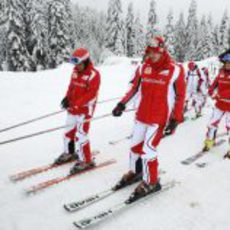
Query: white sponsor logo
142,78,166,85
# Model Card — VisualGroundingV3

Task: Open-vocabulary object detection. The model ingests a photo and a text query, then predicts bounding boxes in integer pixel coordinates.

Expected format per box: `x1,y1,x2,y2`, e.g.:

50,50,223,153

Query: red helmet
70,48,90,65
188,61,197,71
146,35,165,54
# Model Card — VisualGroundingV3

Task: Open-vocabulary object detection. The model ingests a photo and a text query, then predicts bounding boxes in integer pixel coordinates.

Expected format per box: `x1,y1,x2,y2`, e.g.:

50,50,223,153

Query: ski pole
0,97,121,134
0,110,64,134
0,109,135,146
109,134,133,145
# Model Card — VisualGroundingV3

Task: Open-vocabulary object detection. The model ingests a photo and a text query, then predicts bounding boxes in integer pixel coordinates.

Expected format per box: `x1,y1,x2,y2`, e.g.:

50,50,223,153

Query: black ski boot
69,160,96,175
112,171,142,191
53,152,78,165
224,150,230,159
126,180,161,204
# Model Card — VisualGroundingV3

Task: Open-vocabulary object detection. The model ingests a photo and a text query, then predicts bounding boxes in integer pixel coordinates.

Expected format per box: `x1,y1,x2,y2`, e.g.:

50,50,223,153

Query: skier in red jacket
112,36,186,201
203,50,230,158
54,48,101,174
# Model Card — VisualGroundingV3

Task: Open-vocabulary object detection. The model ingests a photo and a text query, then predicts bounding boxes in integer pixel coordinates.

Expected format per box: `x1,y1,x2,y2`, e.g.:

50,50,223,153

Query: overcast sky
71,0,229,26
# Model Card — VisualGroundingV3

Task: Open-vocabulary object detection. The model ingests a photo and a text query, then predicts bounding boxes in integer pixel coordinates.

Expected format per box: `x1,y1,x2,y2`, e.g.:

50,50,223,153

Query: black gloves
112,103,126,117
164,119,178,136
61,97,69,109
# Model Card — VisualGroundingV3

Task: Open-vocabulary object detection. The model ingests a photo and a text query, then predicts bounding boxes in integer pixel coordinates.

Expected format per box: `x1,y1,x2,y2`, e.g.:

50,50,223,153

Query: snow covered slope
0,58,229,230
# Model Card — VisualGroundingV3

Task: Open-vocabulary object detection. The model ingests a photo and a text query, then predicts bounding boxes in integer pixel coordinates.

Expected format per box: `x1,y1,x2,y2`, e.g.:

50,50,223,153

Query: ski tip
9,175,19,182
63,204,72,212
73,221,84,229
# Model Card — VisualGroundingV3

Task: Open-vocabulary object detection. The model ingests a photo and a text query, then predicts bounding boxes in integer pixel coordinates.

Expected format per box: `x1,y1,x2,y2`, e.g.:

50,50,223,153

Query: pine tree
218,10,229,53
164,9,176,57
174,12,186,62
105,0,124,55
47,0,75,68
213,25,220,55
30,0,50,70
0,0,9,26
125,2,135,57
185,0,198,61
133,13,145,57
206,14,216,57
0,0,9,70
146,0,159,42
6,0,31,71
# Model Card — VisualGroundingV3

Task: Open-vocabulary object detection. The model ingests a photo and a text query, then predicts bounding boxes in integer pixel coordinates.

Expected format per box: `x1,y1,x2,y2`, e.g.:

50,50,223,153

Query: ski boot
69,160,96,175
195,112,202,119
202,139,215,152
112,170,142,191
126,180,161,204
224,150,230,159
53,152,78,165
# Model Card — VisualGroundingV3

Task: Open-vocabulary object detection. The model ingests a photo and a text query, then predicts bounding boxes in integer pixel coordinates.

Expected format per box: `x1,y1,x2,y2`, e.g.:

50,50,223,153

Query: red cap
70,48,90,65
188,61,197,71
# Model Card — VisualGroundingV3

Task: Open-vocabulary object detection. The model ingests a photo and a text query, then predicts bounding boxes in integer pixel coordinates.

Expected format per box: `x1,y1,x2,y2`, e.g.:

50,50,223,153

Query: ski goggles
222,54,230,62
146,40,165,53
69,57,85,65
147,38,165,48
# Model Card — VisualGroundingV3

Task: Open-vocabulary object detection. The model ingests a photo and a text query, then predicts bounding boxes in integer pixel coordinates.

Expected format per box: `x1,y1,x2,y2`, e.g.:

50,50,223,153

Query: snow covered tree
6,0,32,71
72,5,107,63
125,2,135,57
174,12,187,62
185,0,198,61
29,0,50,70
146,0,159,42
164,10,176,58
133,13,145,57
213,24,220,55
218,10,229,53
47,0,75,68
105,0,124,55
0,26,7,70
0,0,9,26
0,0,9,70
195,16,212,60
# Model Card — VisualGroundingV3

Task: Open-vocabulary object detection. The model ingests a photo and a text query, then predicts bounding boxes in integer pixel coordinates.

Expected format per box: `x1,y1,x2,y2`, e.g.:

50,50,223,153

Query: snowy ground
0,57,229,230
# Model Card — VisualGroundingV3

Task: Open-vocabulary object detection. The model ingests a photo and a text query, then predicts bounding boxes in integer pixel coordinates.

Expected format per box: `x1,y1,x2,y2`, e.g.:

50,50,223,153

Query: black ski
64,169,166,212
72,180,176,229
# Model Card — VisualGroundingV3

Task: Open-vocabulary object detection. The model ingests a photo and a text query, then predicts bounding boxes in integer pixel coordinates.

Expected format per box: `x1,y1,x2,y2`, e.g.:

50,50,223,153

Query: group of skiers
53,36,230,200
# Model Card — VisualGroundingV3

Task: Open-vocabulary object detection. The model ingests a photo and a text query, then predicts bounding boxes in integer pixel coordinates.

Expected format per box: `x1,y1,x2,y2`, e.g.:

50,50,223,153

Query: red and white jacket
66,63,100,116
209,69,230,112
120,58,186,126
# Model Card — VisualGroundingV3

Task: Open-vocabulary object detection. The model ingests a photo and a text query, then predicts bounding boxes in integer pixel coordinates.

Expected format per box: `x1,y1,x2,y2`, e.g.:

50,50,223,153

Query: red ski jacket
209,69,230,112
120,55,186,126
66,63,100,116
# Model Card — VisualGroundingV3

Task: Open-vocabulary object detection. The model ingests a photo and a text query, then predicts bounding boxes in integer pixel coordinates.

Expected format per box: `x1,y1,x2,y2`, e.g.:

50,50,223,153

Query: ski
72,180,177,229
64,169,166,213
25,159,116,194
195,162,208,168
191,115,203,121
181,139,226,165
9,151,100,182
109,135,132,145
196,150,230,168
